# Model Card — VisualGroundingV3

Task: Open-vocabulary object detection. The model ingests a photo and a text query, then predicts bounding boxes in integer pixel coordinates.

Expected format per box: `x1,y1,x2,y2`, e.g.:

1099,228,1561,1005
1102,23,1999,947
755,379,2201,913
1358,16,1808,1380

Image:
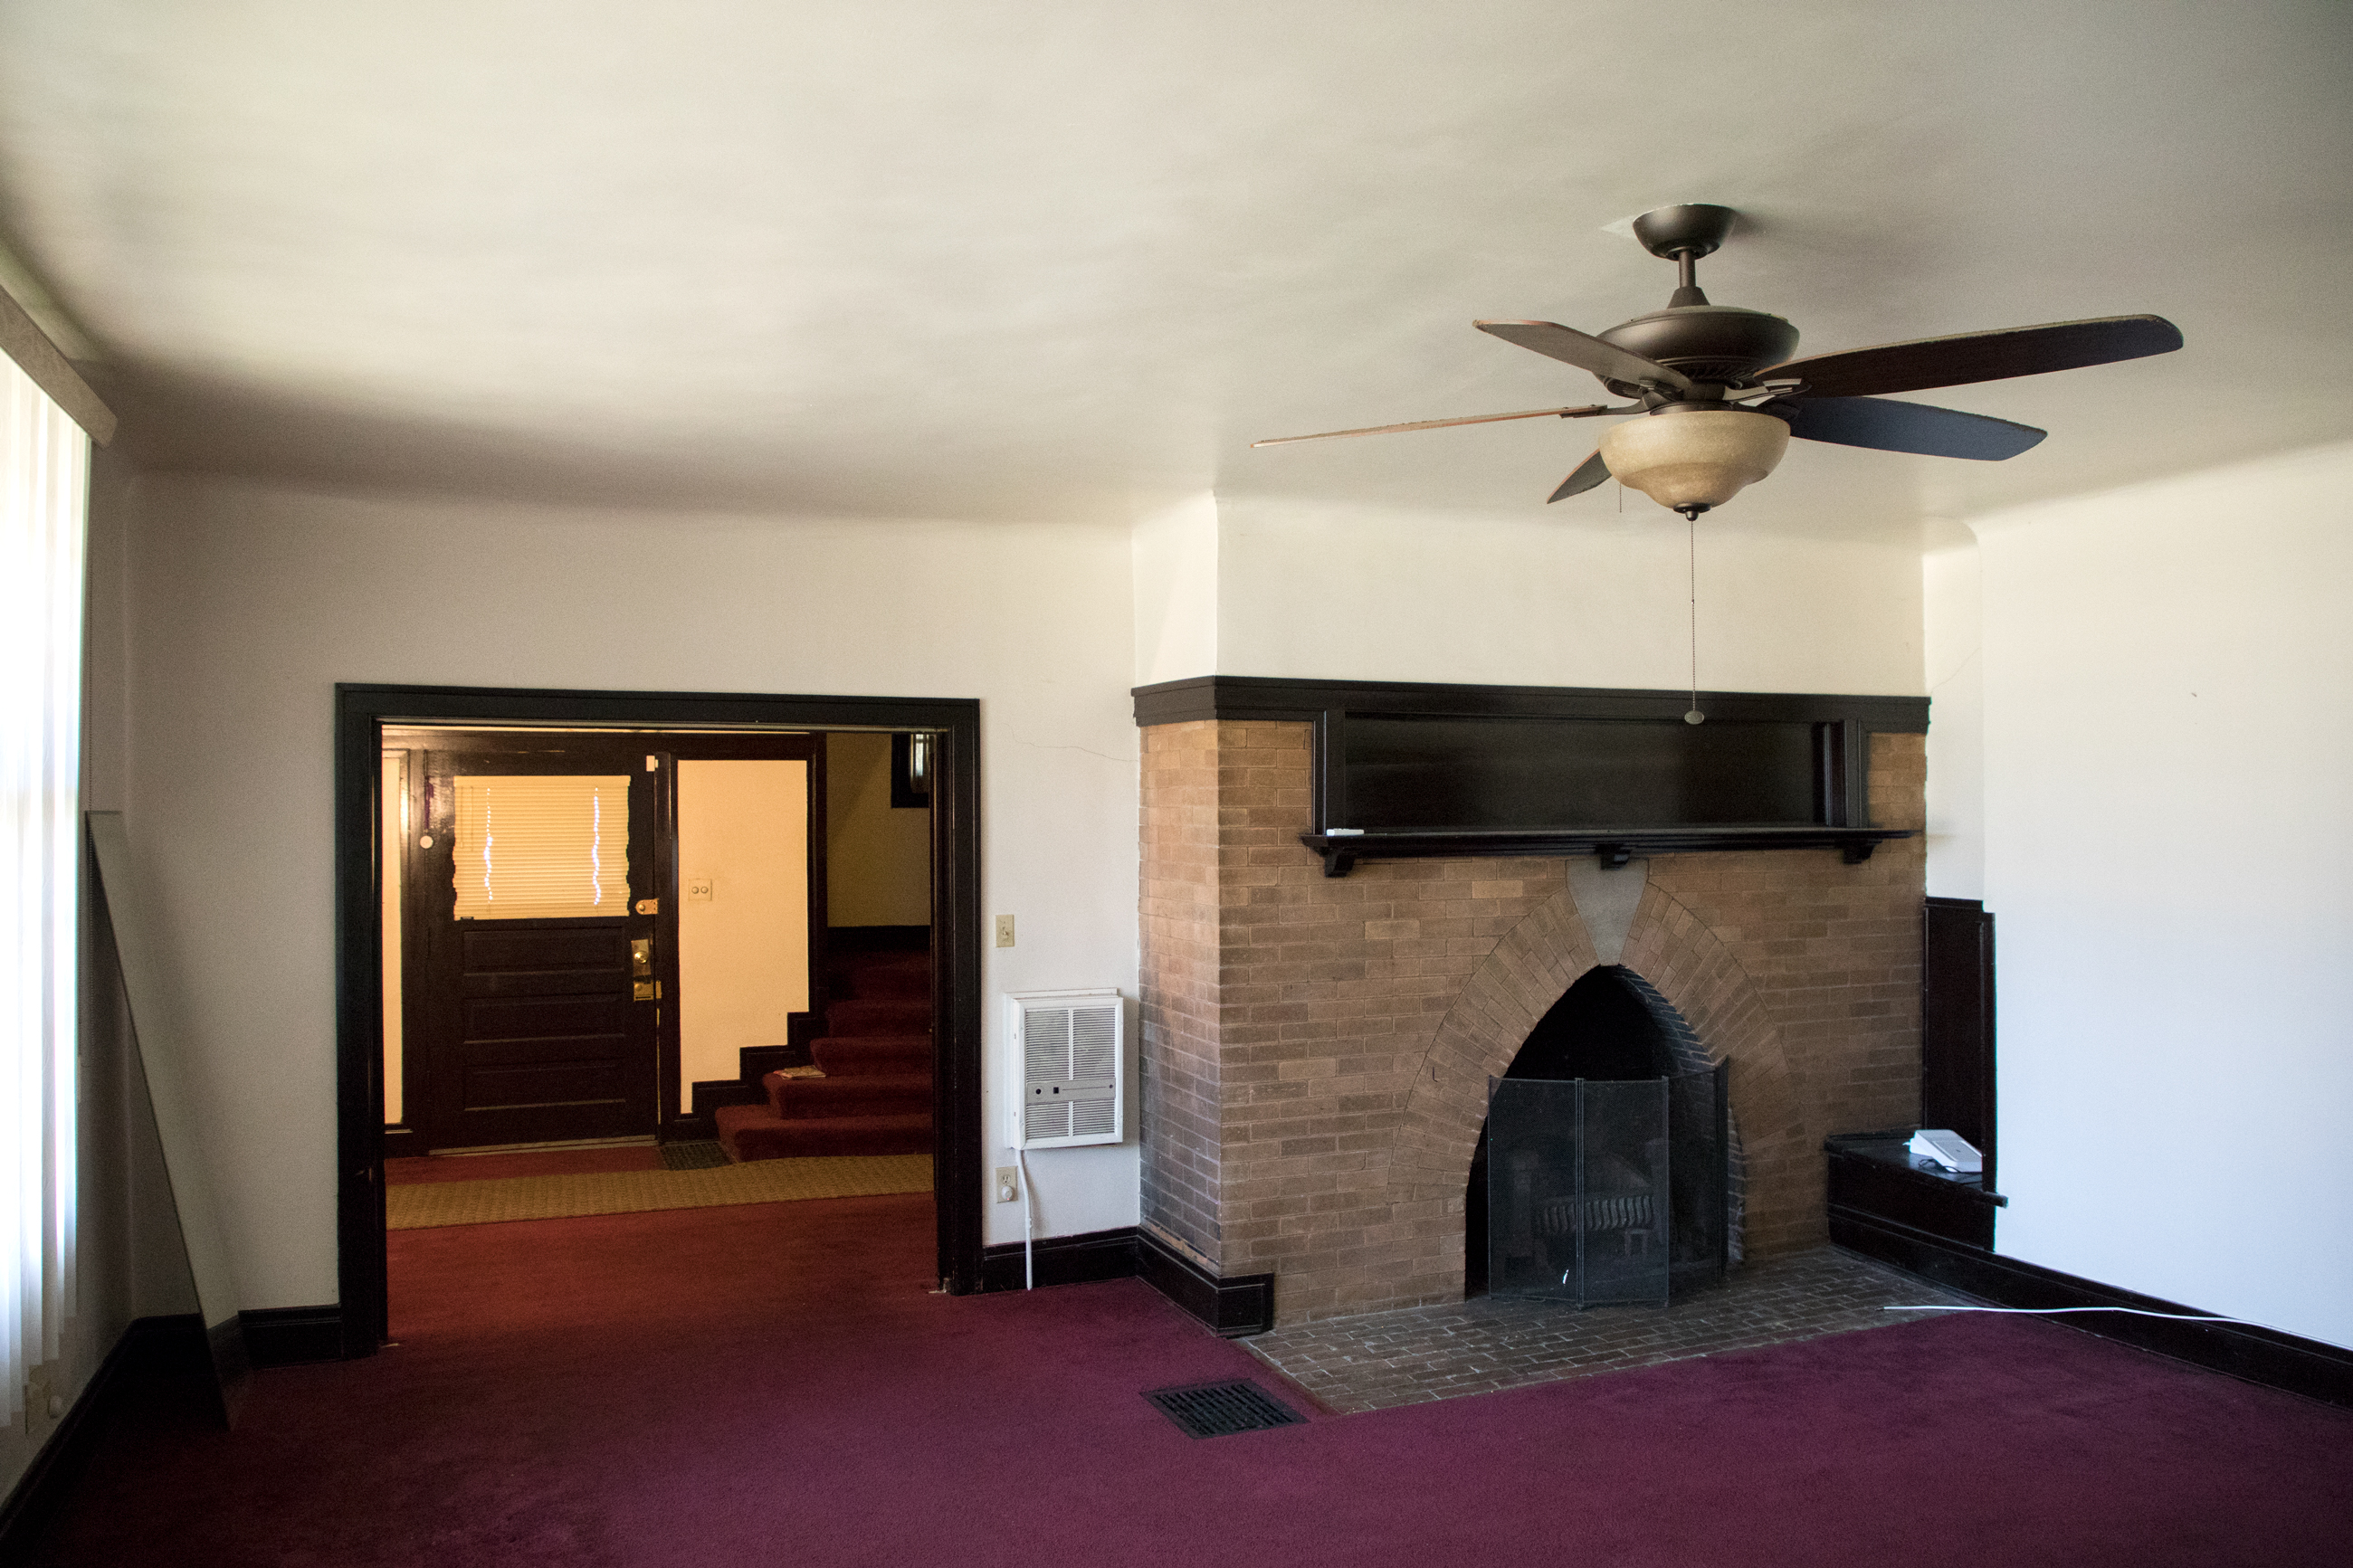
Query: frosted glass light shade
1598,409,1790,511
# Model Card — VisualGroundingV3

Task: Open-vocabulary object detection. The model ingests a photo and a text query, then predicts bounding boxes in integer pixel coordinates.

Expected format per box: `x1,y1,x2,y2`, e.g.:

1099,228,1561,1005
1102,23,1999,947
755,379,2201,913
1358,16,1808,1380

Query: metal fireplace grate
1144,1380,1305,1439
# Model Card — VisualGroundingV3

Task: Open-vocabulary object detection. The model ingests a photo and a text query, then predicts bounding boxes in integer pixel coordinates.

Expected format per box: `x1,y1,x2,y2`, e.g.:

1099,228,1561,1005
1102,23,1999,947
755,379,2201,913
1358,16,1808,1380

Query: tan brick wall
1137,720,1927,1324
1138,721,1225,1266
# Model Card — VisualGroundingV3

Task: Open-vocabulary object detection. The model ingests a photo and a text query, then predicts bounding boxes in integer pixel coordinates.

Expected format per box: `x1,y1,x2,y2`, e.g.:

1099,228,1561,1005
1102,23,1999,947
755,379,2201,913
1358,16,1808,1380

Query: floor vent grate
659,1140,729,1171
1145,1380,1306,1439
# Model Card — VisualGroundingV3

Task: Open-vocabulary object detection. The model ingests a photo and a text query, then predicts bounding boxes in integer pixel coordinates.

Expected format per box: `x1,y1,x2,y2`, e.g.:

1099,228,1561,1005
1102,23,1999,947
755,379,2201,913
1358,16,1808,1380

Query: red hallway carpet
383,1146,663,1184
33,1193,2353,1566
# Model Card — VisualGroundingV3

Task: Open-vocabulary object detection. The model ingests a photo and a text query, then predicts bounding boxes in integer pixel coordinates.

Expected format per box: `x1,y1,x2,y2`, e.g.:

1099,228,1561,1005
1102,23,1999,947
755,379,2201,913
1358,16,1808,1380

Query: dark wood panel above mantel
1136,676,1923,878
1132,675,1930,733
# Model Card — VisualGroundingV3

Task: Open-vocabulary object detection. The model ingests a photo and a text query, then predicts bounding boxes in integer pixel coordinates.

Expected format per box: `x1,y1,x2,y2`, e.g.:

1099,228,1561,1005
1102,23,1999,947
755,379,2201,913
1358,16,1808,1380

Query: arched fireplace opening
1465,965,1732,1303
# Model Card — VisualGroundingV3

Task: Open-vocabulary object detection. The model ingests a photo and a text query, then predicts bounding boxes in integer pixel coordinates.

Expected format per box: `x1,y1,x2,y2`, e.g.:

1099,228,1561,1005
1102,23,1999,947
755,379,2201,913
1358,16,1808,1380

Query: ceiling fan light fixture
1598,408,1790,512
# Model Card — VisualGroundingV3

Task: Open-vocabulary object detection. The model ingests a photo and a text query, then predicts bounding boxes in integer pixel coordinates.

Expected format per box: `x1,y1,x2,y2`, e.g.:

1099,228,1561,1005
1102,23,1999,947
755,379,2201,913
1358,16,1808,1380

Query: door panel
414,740,660,1150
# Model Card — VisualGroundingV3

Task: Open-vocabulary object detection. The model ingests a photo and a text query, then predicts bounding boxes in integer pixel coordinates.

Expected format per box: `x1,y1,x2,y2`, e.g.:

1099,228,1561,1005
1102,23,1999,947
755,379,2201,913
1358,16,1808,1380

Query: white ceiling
1,1,2348,533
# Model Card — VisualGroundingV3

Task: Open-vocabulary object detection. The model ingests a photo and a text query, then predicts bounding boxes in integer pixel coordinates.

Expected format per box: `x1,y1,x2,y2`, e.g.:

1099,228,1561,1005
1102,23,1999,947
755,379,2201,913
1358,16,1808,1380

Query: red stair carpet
28,1192,2353,1566
716,943,933,1161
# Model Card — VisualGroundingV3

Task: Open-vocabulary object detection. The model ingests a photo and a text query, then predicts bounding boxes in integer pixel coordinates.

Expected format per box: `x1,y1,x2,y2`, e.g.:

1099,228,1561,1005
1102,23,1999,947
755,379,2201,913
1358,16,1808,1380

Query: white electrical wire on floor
1016,1146,1035,1289
1886,1305,2243,1323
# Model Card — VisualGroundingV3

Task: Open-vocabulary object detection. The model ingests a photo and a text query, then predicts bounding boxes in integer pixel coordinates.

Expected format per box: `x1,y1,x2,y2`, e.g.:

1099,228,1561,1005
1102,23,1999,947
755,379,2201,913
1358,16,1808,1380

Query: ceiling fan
1253,204,2184,518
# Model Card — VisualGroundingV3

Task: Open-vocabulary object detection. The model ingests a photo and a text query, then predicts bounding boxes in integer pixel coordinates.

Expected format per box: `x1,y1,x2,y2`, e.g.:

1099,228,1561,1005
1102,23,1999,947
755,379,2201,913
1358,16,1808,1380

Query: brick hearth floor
1244,1247,1974,1413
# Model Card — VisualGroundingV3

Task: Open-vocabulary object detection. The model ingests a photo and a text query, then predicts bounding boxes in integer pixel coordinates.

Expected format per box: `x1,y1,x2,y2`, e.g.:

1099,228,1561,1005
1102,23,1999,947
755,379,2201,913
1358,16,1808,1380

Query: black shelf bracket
1299,826,1913,878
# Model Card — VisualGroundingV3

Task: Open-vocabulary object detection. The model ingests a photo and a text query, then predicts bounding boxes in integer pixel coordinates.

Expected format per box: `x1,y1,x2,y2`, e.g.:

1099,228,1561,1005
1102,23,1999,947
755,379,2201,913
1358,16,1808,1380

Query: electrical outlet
994,914,1015,947
994,1166,1019,1203
686,875,714,903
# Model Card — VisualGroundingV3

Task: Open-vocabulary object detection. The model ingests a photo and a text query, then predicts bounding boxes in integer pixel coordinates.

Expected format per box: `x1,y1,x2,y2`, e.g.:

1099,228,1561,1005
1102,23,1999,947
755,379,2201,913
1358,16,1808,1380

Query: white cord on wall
1016,1145,1035,1290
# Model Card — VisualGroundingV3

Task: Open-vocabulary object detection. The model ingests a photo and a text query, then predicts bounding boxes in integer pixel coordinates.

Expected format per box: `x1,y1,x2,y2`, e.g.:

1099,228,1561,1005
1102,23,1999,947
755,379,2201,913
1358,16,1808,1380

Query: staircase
715,941,933,1162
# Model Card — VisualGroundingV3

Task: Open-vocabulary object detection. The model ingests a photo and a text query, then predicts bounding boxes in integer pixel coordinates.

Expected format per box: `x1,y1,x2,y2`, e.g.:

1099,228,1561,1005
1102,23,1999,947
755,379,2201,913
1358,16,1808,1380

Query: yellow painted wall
825,732,931,927
676,758,810,1111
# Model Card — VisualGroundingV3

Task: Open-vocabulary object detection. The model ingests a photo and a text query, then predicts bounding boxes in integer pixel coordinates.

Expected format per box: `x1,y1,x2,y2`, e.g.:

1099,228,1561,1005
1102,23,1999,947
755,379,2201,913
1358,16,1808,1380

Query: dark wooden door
414,742,659,1149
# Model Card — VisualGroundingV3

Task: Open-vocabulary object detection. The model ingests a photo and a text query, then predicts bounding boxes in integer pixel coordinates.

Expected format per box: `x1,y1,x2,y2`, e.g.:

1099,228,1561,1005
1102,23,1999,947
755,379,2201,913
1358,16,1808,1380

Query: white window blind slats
2,353,87,1431
451,775,633,920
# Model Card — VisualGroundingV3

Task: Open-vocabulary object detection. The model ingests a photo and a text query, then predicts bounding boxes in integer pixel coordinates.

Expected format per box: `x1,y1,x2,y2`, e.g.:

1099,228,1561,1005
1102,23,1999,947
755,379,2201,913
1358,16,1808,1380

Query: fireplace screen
1485,1065,1728,1307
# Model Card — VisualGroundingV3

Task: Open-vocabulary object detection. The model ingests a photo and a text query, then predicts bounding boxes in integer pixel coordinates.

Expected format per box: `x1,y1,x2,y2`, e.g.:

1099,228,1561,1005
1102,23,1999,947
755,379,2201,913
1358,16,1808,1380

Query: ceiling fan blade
1548,450,1611,503
1758,315,2182,399
1477,320,1693,394
1251,404,1614,447
1770,396,2046,461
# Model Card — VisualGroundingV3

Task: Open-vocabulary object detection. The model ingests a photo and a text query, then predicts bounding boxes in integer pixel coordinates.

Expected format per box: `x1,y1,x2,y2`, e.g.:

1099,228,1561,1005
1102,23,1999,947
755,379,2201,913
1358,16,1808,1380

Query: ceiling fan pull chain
1684,514,1705,726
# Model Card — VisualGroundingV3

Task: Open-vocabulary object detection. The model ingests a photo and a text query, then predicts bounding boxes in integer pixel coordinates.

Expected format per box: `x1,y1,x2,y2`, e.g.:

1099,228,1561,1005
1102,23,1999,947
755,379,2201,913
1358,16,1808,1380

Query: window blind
2,347,88,1433
451,775,632,920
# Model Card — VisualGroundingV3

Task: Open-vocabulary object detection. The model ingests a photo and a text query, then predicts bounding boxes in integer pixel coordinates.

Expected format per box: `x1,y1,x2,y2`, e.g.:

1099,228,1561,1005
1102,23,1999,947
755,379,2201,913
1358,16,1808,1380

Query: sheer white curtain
1,350,88,1432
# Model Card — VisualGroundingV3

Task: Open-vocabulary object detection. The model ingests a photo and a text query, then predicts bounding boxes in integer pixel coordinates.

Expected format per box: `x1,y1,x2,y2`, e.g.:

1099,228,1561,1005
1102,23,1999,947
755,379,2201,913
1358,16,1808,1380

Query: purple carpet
34,1193,2353,1565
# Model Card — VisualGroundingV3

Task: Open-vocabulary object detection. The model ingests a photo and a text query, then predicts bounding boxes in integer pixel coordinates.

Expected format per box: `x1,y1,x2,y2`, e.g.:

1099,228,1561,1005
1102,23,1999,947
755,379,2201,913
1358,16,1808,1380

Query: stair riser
776,1090,929,1121
813,1039,931,1077
825,1007,932,1038
714,1106,933,1162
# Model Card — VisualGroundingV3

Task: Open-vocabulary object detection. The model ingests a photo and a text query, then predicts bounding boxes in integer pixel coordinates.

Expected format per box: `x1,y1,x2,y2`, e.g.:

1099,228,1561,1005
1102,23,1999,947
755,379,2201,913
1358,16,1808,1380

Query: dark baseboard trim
0,1315,205,1562
974,1226,1278,1337
979,1226,1143,1295
1131,674,1931,733
1833,1207,2353,1409
1138,1230,1275,1338
381,1126,423,1159
679,1079,764,1137
241,1305,346,1368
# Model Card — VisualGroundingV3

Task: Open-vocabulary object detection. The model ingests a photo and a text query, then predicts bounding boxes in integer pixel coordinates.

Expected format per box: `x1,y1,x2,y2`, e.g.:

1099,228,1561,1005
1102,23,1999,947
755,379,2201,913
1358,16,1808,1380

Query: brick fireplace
1137,698,1926,1326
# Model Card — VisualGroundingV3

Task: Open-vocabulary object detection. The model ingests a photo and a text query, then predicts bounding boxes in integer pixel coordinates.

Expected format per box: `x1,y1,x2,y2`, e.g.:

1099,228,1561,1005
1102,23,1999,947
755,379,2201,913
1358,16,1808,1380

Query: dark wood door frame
335,683,983,1359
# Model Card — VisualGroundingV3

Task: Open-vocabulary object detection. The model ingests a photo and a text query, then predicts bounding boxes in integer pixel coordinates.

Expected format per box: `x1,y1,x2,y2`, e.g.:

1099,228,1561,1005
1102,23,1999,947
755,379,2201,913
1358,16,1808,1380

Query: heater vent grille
1006,989,1124,1149
1145,1380,1306,1439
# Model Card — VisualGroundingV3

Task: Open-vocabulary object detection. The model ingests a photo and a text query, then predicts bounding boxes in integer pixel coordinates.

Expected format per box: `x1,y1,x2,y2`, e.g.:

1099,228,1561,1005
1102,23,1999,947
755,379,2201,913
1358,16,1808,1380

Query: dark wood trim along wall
1833,1213,2353,1410
1132,675,1932,732
1921,896,1997,1188
335,684,983,1358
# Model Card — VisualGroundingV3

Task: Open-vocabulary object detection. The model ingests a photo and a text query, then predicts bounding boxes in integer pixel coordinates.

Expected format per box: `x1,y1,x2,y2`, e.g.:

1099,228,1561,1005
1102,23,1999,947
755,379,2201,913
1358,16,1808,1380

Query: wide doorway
334,684,983,1359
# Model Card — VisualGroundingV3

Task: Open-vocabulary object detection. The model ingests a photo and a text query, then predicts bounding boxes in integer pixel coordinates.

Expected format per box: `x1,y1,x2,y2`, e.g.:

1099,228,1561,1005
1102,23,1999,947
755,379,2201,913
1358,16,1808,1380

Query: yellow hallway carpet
387,1154,934,1229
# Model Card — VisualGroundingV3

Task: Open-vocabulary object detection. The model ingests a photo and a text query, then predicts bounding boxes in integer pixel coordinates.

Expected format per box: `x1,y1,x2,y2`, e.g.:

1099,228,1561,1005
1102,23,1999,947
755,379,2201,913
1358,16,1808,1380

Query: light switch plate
686,876,714,903
994,914,1015,947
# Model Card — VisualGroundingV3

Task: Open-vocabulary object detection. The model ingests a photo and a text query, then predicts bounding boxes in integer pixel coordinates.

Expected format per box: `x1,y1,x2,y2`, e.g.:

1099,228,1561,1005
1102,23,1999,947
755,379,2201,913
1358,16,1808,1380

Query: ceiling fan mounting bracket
1631,204,1739,262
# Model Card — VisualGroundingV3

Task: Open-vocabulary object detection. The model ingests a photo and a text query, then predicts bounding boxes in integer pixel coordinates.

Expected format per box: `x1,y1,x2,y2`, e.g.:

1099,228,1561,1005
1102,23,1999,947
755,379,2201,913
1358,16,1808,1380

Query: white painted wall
120,474,1145,1306
1966,441,2353,1347
676,758,810,1111
1214,495,1925,695
1131,491,1219,686
1922,529,1985,900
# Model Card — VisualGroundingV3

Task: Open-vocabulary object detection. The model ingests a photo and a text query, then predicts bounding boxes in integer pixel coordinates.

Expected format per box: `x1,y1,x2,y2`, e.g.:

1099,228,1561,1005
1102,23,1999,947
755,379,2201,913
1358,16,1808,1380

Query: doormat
387,1153,933,1229
659,1140,730,1171
1143,1381,1307,1439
